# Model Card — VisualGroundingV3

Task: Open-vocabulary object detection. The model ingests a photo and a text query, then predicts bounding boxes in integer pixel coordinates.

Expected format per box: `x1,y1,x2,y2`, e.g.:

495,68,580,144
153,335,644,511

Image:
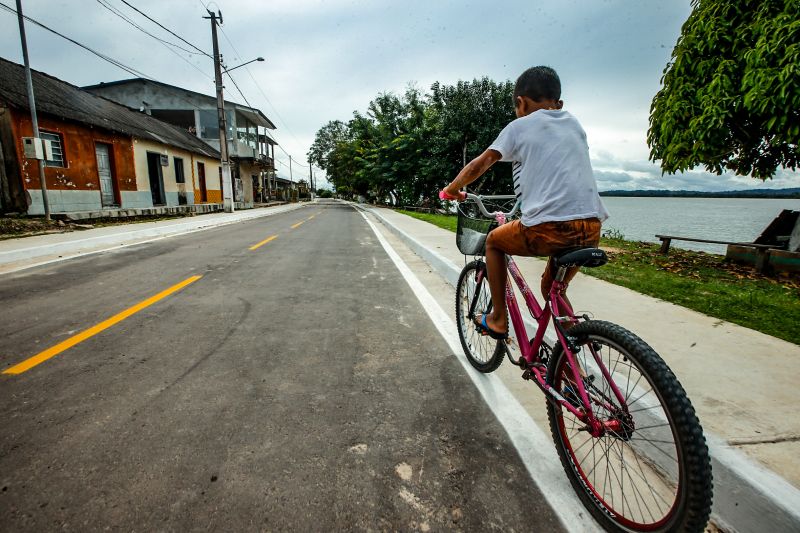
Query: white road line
358,209,599,532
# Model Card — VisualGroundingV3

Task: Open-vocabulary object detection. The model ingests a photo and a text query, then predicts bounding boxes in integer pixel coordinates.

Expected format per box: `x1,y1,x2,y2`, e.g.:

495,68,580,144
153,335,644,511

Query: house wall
195,160,223,204
0,104,25,212
131,138,221,206
10,108,137,214
236,160,260,207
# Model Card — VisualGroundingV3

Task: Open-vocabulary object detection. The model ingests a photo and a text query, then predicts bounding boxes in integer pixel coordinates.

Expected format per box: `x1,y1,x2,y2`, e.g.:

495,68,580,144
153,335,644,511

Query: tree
429,78,515,193
648,0,800,180
308,77,516,205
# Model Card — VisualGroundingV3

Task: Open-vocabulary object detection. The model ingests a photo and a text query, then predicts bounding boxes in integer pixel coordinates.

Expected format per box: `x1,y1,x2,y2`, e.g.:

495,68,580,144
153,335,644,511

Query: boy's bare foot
474,313,508,339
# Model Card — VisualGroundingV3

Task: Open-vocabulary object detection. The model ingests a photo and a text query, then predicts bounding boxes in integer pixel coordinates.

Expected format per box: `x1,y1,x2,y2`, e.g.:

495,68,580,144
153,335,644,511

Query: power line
215,24,307,152
0,1,228,127
117,0,211,58
99,0,204,56
224,70,252,108
0,1,152,79
201,9,323,174
119,0,324,176
96,0,212,80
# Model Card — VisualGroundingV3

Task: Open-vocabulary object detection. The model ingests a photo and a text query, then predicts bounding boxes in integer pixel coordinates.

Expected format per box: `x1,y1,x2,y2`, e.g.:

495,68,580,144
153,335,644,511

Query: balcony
231,138,258,159
257,154,275,170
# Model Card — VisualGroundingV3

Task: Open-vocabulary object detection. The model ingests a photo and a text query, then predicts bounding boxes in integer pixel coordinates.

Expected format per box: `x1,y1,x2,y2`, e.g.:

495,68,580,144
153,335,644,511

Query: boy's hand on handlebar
439,188,467,201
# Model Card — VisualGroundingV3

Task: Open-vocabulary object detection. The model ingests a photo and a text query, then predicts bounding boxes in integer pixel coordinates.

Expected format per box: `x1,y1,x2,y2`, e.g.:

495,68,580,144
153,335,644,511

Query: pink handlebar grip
439,189,465,201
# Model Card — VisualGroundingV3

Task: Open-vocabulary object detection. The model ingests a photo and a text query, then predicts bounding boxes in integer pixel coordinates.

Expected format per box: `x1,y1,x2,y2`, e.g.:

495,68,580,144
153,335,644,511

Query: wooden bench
655,234,775,273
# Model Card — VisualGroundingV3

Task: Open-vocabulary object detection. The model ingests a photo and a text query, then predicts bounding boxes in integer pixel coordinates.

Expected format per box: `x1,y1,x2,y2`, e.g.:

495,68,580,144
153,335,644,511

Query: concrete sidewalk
364,204,800,533
0,203,307,274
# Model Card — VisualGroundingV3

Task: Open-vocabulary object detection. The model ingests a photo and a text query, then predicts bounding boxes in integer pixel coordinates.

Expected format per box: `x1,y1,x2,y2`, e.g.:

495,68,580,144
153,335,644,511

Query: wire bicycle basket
456,201,497,255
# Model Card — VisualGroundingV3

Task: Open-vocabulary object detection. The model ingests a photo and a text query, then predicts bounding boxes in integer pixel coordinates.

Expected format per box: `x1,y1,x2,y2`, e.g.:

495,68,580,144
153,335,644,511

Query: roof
83,77,277,130
0,57,220,159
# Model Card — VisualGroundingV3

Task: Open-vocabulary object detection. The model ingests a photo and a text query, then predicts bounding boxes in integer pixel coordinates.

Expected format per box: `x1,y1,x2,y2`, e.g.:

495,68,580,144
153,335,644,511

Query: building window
174,157,185,183
40,131,65,167
198,109,234,140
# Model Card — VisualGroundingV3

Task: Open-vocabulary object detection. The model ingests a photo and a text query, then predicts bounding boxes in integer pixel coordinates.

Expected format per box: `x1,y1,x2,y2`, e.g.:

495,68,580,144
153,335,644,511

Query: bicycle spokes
456,261,506,372
553,336,682,529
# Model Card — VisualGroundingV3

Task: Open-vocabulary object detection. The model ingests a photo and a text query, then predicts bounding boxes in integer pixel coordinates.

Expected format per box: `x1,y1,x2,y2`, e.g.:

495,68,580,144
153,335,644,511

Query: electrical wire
0,1,152,79
96,0,212,80
118,0,211,58
106,1,290,163
99,0,204,56
223,70,252,108
215,24,309,159
0,0,328,187
1,0,235,140
199,6,324,177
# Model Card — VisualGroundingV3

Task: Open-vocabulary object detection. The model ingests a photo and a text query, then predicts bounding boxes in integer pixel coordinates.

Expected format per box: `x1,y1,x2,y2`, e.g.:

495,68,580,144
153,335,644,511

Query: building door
197,162,207,202
95,143,116,206
146,152,165,205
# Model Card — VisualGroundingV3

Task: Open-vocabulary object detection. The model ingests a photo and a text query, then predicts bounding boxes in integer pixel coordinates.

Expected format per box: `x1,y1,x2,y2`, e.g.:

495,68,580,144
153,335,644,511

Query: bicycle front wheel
455,260,505,373
546,320,712,532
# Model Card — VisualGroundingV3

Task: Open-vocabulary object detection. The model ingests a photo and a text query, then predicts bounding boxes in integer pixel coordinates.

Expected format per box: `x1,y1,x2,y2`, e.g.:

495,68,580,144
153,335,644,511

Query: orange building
0,57,220,215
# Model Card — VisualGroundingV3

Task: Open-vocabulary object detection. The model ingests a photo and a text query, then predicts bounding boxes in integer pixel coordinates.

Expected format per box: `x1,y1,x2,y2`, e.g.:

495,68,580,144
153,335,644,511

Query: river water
600,197,800,254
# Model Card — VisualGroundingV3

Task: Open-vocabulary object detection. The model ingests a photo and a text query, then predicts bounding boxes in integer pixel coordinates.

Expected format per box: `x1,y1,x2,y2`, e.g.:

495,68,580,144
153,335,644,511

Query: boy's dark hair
514,66,561,102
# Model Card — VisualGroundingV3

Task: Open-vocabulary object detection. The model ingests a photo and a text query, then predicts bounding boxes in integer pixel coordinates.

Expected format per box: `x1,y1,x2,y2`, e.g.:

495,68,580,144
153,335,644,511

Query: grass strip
398,210,800,345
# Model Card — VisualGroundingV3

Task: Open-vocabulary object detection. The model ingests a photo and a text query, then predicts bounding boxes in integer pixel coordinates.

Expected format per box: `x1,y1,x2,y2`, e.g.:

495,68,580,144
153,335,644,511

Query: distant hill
600,187,800,199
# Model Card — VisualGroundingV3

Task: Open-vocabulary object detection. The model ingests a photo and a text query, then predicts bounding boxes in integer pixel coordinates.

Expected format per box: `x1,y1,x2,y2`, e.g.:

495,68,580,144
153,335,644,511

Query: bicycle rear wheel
455,260,505,373
546,320,712,532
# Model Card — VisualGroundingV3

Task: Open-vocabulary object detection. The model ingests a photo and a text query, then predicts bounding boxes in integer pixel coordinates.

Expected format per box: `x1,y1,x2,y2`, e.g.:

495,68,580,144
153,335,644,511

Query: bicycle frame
475,212,629,436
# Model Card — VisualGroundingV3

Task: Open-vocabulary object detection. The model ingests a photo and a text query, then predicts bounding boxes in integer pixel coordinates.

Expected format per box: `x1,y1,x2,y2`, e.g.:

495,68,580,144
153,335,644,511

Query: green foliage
308,79,515,205
397,210,458,232
648,0,800,179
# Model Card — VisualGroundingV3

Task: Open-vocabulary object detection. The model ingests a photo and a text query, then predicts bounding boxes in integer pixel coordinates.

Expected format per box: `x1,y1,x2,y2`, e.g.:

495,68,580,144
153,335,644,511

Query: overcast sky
1,0,797,191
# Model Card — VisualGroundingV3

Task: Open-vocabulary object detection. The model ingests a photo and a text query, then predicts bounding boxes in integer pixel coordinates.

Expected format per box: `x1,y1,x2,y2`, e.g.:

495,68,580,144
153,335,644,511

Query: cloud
8,0,797,192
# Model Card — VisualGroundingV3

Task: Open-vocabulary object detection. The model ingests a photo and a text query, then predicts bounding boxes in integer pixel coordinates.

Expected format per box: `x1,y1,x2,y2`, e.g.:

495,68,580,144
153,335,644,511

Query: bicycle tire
455,260,506,373
545,320,712,532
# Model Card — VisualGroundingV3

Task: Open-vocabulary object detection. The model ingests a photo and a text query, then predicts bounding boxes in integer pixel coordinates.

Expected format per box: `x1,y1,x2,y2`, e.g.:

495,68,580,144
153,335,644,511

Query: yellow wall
131,138,220,203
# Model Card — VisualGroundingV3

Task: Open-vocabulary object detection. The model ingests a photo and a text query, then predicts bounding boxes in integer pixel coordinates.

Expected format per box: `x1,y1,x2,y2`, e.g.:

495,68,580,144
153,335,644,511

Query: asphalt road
0,201,564,531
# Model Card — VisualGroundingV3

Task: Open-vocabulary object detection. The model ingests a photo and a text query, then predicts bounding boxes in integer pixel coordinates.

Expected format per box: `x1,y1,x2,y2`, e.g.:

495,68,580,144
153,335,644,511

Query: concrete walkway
364,204,800,533
0,203,307,274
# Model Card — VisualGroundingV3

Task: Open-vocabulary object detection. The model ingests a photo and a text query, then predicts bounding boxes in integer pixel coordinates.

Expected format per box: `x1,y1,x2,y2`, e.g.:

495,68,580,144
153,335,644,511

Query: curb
362,204,800,533
0,203,307,273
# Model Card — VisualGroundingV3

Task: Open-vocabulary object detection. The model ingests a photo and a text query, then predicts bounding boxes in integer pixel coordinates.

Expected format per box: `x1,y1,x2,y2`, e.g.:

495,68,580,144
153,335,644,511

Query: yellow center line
307,215,315,220
2,275,203,375
249,234,278,251
291,220,304,229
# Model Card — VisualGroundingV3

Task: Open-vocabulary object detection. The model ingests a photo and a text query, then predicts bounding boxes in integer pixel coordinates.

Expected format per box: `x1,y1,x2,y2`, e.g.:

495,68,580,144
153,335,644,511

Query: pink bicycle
450,193,712,532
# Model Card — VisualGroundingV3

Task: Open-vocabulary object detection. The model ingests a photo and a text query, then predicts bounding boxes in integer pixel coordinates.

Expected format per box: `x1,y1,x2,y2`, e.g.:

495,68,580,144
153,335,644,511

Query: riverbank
398,210,800,345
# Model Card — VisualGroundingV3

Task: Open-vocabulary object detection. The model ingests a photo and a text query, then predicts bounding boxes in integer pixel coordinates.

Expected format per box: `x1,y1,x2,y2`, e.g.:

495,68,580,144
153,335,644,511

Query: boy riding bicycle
442,66,609,340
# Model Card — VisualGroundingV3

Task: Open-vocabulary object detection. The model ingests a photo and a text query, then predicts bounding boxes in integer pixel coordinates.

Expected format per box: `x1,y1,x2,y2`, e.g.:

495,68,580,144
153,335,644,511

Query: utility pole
289,156,294,201
204,9,234,213
308,160,314,200
16,0,50,220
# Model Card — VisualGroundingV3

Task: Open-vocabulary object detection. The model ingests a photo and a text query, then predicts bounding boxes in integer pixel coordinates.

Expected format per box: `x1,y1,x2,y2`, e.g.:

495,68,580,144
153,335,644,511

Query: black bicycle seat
554,247,608,268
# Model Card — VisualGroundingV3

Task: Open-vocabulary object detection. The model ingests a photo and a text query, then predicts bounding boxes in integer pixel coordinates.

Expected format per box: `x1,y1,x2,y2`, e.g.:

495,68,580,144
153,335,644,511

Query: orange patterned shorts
486,218,602,297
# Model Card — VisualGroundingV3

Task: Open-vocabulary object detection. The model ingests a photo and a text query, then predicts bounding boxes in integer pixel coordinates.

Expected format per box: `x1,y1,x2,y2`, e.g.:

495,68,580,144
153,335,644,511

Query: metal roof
0,57,220,159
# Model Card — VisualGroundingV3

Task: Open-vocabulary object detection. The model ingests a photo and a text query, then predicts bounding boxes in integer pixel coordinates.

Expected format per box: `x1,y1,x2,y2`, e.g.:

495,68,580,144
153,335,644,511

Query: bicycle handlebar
464,193,520,219
439,189,521,218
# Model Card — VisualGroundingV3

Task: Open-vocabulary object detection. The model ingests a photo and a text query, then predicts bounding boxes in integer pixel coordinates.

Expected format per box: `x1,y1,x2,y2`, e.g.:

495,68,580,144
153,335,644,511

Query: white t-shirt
488,110,609,227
